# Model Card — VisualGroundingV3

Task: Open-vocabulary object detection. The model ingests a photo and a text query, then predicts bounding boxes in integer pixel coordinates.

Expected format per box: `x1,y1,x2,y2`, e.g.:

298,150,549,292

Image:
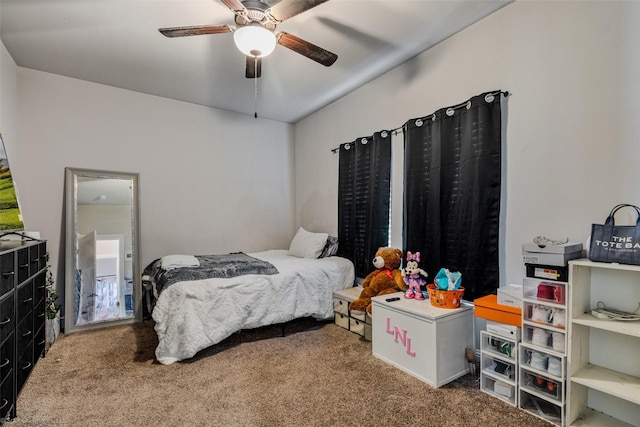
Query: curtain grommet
466,101,472,110
485,94,495,103
360,138,368,145
432,114,436,121
415,119,423,127
446,108,455,116
344,143,351,150
381,131,388,138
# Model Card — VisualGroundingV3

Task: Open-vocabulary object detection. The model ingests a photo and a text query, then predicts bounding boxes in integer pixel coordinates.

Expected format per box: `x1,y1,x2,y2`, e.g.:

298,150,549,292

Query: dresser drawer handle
0,317,10,326
0,358,9,368
22,330,32,337
22,297,33,303
19,264,29,268
2,271,14,277
0,398,7,410
37,284,46,289
37,312,45,318
21,362,32,370
37,339,46,346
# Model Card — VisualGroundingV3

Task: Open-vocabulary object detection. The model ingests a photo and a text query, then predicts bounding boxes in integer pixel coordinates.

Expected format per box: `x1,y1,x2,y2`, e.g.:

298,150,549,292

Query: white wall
15,69,294,299
294,1,640,286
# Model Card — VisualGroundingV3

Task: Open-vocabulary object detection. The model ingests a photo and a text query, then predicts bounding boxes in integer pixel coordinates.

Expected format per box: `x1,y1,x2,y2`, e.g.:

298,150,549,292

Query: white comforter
152,250,355,364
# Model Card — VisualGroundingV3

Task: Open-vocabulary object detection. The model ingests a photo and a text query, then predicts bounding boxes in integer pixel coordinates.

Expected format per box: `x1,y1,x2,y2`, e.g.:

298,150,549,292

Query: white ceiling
0,0,510,123
77,177,133,205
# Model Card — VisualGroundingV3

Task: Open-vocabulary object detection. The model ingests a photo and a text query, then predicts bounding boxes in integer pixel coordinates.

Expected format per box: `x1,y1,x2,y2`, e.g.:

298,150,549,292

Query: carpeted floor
7,320,551,427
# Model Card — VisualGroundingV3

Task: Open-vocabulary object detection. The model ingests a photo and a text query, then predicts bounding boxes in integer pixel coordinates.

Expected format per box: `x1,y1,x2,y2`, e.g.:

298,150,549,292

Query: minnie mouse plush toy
402,251,428,299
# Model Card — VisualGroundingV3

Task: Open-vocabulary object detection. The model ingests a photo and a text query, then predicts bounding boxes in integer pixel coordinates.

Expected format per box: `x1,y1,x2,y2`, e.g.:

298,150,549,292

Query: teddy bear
349,247,406,314
402,251,428,299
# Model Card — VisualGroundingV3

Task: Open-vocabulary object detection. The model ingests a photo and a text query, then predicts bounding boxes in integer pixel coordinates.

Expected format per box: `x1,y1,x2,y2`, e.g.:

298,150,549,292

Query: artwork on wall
0,132,25,231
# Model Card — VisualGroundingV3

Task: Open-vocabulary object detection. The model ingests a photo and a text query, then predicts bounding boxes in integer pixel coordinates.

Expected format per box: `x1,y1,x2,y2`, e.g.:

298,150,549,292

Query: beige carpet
8,320,550,427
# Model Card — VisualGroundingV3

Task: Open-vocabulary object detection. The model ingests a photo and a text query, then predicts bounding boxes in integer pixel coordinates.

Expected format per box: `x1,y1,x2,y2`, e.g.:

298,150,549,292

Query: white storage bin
521,370,563,402
334,313,349,330
482,354,516,381
523,302,566,330
481,374,517,406
480,330,517,361
523,278,566,304
349,318,365,336
333,286,363,316
523,324,566,354
520,343,564,379
371,293,473,388
333,298,349,315
520,390,563,426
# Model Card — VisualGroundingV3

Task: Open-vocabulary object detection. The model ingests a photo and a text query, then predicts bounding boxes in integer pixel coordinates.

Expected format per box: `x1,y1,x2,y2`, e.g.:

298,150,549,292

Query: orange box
474,294,521,327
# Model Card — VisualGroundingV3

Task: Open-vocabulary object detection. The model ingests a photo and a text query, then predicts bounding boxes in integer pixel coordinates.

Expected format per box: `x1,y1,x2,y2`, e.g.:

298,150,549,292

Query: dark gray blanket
145,252,279,295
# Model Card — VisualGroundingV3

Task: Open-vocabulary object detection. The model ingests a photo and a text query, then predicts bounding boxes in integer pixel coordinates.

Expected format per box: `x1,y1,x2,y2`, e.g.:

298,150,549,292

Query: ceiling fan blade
269,0,329,22
219,0,247,14
245,56,262,79
277,32,337,66
159,25,232,38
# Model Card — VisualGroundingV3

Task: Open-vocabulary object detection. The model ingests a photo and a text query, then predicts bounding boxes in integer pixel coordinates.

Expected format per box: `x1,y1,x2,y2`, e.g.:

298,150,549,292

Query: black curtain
403,91,503,300
338,131,392,278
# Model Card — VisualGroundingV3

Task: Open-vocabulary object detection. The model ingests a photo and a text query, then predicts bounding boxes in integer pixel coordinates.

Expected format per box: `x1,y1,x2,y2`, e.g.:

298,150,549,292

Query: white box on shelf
486,320,521,341
497,284,523,308
522,242,583,254
522,242,583,267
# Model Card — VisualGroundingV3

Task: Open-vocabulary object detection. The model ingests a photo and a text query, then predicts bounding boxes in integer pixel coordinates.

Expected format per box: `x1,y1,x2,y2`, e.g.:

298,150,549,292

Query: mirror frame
64,167,141,333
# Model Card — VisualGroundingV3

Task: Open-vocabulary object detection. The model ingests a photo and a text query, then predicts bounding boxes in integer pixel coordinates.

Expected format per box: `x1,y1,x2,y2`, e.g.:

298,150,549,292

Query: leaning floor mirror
64,168,141,333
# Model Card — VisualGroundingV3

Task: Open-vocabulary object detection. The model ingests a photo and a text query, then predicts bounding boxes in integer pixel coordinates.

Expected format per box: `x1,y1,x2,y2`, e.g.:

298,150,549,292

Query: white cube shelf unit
567,260,640,427
519,277,568,426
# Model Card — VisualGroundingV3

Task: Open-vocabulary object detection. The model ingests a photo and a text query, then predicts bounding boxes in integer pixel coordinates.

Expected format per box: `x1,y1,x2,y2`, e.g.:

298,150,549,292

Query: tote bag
589,204,640,265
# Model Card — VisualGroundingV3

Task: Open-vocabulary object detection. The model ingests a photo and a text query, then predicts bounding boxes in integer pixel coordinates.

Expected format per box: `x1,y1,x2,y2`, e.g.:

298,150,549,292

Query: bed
145,229,355,365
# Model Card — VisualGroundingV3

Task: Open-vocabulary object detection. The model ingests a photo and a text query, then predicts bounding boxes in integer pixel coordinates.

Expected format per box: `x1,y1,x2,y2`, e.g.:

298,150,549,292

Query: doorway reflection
65,168,141,333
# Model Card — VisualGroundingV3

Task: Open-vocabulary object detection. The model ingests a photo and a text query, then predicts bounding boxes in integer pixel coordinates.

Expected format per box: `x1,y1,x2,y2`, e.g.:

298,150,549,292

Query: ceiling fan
159,0,338,79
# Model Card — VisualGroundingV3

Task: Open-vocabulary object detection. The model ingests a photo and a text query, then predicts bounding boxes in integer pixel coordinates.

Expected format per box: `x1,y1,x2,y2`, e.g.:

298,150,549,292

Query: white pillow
161,254,200,270
288,227,329,259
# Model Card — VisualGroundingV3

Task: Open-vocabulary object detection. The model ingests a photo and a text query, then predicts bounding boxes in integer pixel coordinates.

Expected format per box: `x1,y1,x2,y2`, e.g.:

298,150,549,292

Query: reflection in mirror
64,168,141,333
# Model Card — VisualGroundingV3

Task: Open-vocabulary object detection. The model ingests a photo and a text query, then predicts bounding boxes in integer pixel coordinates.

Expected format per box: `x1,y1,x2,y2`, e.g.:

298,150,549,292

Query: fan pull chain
254,58,258,119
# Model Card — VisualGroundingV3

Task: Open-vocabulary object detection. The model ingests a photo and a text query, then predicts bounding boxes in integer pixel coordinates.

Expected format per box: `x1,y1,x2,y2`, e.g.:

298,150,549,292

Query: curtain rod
330,90,510,153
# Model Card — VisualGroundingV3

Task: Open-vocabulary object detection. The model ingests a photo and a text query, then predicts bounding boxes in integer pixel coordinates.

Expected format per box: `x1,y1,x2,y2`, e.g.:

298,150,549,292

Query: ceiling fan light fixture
233,24,276,58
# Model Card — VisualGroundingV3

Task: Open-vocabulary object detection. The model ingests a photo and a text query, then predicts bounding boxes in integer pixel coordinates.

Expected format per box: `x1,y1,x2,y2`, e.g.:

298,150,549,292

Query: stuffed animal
402,251,428,300
349,247,406,314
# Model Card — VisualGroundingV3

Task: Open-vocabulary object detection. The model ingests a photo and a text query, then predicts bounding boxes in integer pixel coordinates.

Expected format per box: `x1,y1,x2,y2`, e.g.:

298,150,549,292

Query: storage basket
427,284,465,309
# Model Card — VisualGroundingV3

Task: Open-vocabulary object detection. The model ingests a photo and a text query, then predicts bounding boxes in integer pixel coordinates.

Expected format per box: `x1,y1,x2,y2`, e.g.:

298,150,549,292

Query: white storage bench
332,286,372,341
371,292,473,388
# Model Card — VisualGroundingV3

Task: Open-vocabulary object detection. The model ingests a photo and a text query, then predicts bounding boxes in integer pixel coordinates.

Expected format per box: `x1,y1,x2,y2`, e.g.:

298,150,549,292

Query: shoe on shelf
547,356,562,376
552,285,565,304
552,332,565,352
550,308,566,328
531,305,551,324
531,327,551,347
529,351,548,370
537,283,554,300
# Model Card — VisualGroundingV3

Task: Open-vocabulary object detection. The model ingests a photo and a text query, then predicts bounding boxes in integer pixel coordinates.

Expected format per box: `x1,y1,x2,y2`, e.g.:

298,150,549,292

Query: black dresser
0,239,47,423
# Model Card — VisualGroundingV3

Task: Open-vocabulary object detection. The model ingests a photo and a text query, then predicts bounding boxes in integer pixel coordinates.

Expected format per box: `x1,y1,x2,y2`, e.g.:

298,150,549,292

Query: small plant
45,252,61,320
